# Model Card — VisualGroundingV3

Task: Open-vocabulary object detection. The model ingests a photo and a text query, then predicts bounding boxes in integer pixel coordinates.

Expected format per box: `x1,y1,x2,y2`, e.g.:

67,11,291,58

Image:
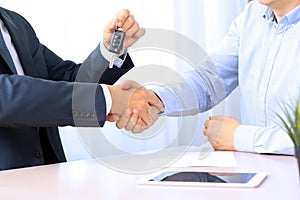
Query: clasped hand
107,80,164,133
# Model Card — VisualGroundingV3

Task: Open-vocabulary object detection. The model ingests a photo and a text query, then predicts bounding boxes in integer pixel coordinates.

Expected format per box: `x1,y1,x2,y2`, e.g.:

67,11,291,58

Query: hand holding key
103,9,145,53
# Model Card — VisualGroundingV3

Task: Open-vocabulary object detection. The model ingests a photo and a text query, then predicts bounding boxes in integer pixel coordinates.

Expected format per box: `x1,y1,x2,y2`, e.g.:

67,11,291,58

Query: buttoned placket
257,18,289,127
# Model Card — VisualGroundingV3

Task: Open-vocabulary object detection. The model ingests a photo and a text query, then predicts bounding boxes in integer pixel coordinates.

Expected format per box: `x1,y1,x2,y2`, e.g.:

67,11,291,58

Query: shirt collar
262,4,300,25
262,7,275,22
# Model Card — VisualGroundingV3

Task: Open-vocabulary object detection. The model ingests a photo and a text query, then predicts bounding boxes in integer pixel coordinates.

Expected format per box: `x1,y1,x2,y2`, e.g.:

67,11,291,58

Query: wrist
107,85,115,113
99,42,127,68
100,42,118,62
150,91,165,114
107,85,114,97
100,84,113,115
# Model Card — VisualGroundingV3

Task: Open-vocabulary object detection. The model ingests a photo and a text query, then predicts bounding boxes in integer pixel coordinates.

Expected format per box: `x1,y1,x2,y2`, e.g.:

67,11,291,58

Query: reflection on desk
0,151,299,200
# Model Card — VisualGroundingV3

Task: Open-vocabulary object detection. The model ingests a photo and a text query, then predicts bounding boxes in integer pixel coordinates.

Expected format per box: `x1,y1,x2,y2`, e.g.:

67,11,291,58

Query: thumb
107,114,120,122
148,92,164,112
120,80,140,90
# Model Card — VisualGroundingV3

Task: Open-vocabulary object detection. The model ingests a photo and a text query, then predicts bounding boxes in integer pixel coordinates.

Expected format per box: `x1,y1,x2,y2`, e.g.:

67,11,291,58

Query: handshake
106,80,164,133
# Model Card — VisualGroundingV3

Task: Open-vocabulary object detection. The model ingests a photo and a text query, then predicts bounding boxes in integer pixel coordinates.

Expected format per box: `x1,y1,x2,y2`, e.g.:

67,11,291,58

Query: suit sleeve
0,43,133,128
0,41,133,128
42,42,134,85
72,43,134,85
0,74,107,128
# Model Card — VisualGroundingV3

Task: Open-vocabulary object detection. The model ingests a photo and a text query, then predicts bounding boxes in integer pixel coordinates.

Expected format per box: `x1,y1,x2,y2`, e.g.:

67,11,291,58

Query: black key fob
108,30,125,54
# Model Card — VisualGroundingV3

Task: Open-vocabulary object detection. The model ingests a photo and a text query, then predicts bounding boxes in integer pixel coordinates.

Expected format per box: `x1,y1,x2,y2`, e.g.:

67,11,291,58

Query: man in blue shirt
114,0,300,155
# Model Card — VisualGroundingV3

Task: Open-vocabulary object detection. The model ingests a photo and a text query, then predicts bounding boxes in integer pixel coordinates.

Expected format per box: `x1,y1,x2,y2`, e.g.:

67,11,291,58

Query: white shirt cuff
100,84,112,115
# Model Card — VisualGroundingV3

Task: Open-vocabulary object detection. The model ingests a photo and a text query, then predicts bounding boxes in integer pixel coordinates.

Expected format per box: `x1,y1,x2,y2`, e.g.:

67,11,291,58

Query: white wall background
1,0,248,161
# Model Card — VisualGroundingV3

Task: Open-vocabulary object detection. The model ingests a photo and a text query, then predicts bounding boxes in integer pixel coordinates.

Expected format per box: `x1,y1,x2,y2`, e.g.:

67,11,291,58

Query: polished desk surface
0,150,299,200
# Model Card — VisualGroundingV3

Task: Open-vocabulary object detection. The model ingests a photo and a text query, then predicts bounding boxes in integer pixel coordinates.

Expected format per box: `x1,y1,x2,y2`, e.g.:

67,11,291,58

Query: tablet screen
149,171,256,184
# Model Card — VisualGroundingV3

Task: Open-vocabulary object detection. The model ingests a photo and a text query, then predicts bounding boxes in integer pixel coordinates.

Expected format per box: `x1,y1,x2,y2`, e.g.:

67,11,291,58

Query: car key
108,30,125,54
108,20,126,68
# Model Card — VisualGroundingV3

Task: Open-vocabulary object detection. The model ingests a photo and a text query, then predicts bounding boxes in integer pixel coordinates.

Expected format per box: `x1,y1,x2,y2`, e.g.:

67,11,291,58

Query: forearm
75,43,111,83
0,74,106,127
47,42,133,84
234,125,295,155
77,43,134,85
147,65,227,116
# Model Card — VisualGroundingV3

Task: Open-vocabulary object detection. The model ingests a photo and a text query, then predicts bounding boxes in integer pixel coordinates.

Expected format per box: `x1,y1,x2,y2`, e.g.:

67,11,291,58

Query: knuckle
142,99,148,105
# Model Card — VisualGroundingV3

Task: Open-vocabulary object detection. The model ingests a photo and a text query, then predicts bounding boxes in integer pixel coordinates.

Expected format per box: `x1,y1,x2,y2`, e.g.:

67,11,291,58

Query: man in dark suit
0,7,163,170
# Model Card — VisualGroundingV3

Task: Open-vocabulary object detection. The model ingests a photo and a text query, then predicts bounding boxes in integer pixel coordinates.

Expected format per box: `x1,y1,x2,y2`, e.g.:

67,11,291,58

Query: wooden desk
0,151,299,200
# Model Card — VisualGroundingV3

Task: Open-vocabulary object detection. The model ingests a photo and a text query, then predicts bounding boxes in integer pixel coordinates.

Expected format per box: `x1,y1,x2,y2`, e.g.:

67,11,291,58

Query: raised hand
103,9,145,52
203,116,240,151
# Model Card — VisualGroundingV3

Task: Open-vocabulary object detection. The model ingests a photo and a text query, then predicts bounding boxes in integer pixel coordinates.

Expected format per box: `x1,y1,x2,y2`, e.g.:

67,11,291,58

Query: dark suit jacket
0,7,134,170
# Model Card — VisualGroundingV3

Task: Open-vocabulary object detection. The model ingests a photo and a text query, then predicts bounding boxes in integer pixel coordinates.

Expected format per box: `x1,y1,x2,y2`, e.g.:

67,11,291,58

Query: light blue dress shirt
151,2,300,155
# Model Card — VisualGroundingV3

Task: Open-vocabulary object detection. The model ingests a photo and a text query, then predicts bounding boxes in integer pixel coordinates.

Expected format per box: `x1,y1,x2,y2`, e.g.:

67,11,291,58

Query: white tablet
137,168,267,188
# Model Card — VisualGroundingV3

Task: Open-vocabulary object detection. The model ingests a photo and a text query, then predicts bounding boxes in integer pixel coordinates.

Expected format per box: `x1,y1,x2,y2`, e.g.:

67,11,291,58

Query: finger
131,27,145,39
148,106,159,123
115,9,130,28
134,106,159,132
204,119,212,129
116,109,132,129
125,110,139,131
124,26,140,39
103,18,117,48
148,92,164,112
203,127,208,135
132,118,148,133
104,17,116,34
120,14,136,32
123,26,145,49
107,114,119,122
124,24,139,36
137,106,152,126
